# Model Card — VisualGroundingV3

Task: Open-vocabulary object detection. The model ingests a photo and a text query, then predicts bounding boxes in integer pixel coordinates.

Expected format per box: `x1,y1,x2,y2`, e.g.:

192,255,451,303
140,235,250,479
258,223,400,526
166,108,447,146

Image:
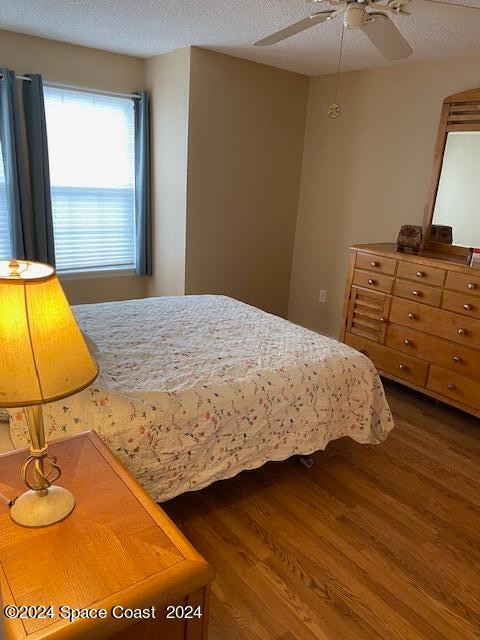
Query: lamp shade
0,260,98,407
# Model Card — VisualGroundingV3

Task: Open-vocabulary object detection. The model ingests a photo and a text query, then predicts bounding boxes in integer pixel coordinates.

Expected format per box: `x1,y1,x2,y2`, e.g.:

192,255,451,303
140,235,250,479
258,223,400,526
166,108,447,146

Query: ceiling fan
253,0,480,61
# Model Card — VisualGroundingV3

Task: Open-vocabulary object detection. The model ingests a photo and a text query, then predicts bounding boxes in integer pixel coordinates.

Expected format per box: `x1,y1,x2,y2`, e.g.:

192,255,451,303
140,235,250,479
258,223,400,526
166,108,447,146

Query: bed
7,295,394,502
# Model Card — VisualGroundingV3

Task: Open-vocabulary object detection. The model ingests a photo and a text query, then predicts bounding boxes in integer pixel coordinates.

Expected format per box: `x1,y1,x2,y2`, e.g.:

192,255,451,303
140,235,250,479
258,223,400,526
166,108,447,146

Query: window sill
58,267,137,281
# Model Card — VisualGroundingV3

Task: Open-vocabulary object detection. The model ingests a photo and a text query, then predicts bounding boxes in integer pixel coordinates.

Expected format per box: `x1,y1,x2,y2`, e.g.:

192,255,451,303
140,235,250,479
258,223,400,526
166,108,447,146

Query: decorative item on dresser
469,248,480,268
430,224,453,245
340,243,480,418
396,224,422,252
0,431,213,640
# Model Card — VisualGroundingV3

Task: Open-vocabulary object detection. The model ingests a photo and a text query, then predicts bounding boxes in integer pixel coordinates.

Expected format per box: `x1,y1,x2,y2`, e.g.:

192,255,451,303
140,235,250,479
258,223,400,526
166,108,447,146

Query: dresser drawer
446,271,480,296
345,332,428,387
397,261,446,287
441,290,480,319
386,323,480,379
394,279,442,307
427,365,480,410
352,270,394,294
346,287,391,343
390,298,480,349
355,252,397,275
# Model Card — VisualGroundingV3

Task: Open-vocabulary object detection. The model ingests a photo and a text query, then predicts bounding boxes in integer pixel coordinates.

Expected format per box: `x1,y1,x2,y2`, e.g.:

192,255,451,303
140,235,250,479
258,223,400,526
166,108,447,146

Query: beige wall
1,33,309,313
146,48,191,297
289,52,480,338
0,29,148,304
10,29,479,326
185,48,309,317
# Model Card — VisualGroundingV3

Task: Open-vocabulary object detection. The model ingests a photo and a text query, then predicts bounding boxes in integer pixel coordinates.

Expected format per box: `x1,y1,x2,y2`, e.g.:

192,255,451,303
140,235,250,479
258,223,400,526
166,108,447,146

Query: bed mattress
8,295,394,501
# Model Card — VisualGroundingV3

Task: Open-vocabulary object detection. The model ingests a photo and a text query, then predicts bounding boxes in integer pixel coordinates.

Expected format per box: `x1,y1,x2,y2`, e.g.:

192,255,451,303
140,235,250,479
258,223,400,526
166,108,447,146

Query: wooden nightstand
0,431,213,640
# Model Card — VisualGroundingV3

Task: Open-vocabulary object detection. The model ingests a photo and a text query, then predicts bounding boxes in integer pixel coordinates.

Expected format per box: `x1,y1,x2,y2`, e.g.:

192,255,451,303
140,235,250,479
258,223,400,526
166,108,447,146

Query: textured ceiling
1,0,480,75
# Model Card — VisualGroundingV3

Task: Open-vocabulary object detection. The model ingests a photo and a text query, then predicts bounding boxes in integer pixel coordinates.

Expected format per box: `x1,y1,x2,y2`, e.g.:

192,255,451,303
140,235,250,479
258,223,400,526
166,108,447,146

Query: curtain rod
45,81,141,101
0,73,32,82
0,72,141,100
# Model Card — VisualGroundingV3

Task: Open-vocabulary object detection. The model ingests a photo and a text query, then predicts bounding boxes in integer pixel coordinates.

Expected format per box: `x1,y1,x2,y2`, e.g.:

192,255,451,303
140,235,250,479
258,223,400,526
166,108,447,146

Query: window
0,140,11,260
44,87,136,273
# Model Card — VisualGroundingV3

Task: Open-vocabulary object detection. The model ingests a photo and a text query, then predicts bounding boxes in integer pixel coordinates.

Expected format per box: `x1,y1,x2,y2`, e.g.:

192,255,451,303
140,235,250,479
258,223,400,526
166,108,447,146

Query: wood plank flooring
164,382,480,640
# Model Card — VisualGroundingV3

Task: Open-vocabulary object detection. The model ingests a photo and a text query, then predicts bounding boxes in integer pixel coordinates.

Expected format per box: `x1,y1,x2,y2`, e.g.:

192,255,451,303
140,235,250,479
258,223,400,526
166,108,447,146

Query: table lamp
0,259,98,527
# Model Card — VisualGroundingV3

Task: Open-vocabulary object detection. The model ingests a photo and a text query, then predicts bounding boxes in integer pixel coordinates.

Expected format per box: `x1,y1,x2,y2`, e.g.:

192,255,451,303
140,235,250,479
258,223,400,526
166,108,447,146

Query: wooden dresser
340,243,480,418
0,431,213,640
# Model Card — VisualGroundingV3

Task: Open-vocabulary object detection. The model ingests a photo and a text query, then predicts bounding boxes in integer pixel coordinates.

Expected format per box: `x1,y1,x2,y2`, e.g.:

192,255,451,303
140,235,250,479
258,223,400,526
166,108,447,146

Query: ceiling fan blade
362,13,413,59
409,0,480,26
253,11,337,46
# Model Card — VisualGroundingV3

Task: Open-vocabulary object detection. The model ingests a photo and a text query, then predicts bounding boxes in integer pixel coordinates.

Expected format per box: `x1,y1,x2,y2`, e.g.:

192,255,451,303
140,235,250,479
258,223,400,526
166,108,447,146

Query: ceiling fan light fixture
258,0,479,61
344,4,367,27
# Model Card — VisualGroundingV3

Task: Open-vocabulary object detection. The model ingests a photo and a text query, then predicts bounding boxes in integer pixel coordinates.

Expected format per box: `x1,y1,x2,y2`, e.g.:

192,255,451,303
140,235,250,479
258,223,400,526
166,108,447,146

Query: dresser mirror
423,88,480,255
432,131,480,247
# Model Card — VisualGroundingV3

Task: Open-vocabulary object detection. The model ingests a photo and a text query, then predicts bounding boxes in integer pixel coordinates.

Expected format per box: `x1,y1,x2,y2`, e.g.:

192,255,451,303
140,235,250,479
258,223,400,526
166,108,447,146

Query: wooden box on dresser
340,243,480,418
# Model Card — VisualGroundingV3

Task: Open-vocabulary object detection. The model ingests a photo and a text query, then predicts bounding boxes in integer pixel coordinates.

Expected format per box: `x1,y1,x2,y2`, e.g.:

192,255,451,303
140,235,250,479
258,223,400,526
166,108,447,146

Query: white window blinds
44,87,136,273
0,140,11,260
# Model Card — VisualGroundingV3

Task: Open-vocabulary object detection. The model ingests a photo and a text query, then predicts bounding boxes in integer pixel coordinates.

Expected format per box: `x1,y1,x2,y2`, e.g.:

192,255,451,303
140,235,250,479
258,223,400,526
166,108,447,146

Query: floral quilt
8,295,394,502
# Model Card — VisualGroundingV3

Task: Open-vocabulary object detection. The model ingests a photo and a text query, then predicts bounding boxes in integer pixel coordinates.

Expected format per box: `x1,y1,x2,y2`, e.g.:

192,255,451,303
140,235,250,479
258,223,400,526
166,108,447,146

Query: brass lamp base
10,486,75,528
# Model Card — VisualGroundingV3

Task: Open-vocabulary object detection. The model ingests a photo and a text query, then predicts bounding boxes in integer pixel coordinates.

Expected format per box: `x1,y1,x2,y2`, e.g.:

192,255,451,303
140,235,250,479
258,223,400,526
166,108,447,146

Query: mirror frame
423,87,480,256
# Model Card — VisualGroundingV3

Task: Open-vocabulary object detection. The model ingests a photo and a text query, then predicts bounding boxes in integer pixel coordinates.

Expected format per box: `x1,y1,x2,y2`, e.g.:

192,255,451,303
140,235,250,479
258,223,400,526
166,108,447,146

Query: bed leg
299,456,313,469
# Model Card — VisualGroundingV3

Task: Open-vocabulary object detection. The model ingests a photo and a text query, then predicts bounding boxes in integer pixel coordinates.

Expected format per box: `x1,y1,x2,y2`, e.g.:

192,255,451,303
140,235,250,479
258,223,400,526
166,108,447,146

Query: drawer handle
412,290,421,297
408,313,416,320
458,328,467,336
399,364,408,370
453,356,462,363
379,317,387,324
370,261,379,267
447,383,456,391
463,303,473,311
416,271,425,278
404,339,411,346
468,283,477,290
368,278,376,285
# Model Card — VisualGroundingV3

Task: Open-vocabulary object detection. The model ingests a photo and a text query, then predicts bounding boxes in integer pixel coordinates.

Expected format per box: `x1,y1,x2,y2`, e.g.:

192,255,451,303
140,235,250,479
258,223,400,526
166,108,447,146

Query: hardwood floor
164,381,480,640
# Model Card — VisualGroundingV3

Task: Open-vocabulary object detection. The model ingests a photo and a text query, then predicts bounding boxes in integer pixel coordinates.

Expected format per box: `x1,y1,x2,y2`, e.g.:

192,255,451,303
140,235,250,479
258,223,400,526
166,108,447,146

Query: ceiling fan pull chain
328,23,345,119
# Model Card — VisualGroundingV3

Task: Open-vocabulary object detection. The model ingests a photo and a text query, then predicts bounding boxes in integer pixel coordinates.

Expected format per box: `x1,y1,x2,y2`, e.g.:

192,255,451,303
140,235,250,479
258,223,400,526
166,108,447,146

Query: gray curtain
23,74,55,266
134,91,152,276
0,68,33,259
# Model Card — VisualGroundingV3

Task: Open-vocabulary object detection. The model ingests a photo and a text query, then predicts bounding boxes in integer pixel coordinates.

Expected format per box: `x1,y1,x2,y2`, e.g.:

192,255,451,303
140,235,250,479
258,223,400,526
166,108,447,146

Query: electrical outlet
319,289,327,303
